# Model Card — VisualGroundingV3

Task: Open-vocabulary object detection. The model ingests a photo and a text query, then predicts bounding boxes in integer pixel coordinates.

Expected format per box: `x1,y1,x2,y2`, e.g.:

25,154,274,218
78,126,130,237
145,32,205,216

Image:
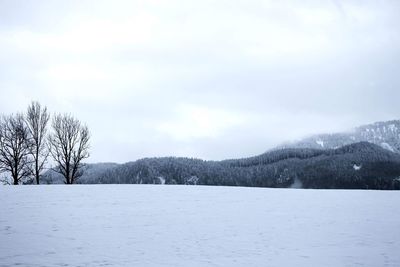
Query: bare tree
0,114,31,185
48,114,90,184
26,101,50,184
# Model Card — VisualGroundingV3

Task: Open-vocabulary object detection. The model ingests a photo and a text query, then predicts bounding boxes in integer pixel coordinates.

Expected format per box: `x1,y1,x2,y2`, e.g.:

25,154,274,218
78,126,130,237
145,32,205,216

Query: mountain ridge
276,120,400,153
42,120,400,189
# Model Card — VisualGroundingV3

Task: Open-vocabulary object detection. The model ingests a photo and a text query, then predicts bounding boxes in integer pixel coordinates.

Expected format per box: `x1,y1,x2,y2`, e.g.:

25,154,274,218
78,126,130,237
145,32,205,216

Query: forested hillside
76,142,400,189
40,119,400,190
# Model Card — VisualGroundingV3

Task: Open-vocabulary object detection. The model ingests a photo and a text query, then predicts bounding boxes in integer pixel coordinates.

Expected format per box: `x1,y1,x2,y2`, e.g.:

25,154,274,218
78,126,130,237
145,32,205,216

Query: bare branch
48,114,90,184
0,114,32,185
26,101,50,184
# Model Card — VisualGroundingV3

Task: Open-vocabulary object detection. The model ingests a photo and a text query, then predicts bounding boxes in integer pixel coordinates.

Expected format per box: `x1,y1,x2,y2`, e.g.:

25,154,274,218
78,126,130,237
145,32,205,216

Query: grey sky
1,0,400,163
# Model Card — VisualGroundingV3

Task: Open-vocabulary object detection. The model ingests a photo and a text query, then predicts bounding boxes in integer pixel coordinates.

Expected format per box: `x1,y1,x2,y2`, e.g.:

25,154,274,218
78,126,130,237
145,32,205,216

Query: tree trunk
35,149,40,184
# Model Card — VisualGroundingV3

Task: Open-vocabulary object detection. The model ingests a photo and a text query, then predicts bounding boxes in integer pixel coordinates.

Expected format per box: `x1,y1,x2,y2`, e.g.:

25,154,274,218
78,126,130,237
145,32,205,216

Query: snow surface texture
0,185,399,267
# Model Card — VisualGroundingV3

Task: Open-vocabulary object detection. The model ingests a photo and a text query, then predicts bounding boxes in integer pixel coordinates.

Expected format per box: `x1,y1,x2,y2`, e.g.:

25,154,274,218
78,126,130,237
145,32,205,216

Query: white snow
388,124,397,132
381,142,395,152
0,185,399,267
316,140,324,147
157,176,166,184
353,164,362,170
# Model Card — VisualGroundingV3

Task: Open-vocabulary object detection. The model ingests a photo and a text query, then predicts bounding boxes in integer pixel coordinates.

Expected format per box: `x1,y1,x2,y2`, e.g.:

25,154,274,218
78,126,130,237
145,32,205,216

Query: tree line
0,101,90,185
93,142,400,190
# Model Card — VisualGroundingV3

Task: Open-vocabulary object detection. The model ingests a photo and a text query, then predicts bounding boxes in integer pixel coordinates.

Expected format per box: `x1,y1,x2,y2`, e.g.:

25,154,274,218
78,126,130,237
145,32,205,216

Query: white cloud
0,0,399,162
156,105,247,140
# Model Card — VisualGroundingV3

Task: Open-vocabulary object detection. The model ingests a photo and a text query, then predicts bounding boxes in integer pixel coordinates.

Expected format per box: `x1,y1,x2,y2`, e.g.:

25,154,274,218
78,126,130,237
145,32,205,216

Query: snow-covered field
0,185,399,267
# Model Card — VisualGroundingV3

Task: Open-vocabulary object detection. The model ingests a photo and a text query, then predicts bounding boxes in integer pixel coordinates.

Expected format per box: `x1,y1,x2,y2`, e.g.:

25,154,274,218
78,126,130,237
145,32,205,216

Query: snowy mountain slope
277,120,400,152
0,185,399,267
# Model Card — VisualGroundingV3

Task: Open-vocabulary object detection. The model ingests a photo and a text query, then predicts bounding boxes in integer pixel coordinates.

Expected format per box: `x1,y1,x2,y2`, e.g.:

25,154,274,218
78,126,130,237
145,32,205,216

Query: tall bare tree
48,114,90,184
26,101,50,184
0,114,31,185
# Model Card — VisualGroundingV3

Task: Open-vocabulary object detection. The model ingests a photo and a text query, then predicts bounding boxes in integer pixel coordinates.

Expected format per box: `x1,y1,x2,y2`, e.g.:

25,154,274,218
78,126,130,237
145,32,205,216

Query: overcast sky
1,0,400,163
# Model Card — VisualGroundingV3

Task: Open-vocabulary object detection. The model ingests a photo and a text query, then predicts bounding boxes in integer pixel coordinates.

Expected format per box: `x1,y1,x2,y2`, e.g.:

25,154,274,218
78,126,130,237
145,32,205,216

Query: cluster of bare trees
0,102,90,185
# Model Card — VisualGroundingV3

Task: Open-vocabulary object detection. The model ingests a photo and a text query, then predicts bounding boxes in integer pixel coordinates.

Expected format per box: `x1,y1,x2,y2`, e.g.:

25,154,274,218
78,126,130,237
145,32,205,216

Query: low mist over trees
0,102,90,185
